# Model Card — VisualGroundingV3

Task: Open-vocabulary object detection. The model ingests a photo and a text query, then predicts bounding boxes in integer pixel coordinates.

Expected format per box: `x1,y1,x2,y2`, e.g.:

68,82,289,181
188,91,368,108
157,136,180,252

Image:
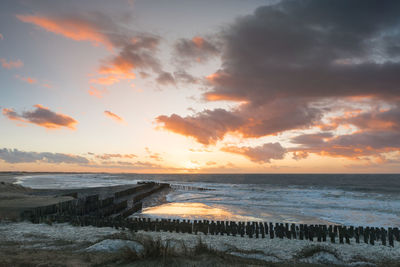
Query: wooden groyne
20,182,169,222
24,215,399,247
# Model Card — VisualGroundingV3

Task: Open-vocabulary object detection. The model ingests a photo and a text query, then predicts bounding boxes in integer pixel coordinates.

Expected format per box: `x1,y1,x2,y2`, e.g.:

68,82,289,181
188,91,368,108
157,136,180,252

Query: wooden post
299,224,304,240
355,227,360,243
270,223,274,239
389,228,394,247
291,224,297,239
394,228,400,242
370,228,375,245
364,227,370,244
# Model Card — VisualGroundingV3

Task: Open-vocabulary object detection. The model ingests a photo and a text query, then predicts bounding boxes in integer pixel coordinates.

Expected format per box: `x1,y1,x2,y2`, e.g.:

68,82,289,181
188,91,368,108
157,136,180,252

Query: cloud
156,71,175,86
173,70,200,84
3,104,77,129
88,86,107,98
174,36,220,65
157,0,400,151
290,104,400,159
15,75,37,84
95,153,137,160
156,109,244,145
0,148,89,164
0,58,23,69
221,142,287,163
17,12,168,87
291,132,334,147
104,110,124,123
145,147,163,161
85,160,166,170
16,13,113,49
331,105,400,132
291,131,400,159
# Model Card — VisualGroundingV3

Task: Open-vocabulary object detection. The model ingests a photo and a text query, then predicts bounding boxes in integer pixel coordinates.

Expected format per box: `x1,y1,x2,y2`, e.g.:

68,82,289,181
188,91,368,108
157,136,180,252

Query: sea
14,173,400,227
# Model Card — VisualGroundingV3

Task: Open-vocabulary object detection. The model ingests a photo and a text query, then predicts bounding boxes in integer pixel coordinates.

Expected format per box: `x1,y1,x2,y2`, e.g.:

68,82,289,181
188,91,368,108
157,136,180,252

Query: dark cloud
332,105,400,132
291,132,334,147
290,103,400,159
156,109,244,145
174,36,220,66
291,129,400,159
156,71,176,86
157,0,400,149
0,148,89,164
173,70,200,84
3,104,77,129
221,143,287,163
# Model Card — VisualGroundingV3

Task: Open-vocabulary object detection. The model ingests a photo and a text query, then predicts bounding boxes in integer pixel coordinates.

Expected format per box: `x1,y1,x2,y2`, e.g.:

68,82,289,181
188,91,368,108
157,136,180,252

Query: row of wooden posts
26,212,399,247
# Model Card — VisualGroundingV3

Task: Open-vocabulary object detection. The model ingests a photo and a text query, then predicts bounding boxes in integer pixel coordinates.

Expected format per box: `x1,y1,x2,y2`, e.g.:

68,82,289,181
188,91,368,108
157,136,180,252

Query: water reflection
141,202,260,221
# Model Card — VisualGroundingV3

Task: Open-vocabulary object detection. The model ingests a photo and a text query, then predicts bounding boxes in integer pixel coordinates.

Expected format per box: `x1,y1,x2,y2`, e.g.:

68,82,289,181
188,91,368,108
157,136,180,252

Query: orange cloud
17,13,166,89
104,110,124,123
3,104,77,130
90,76,121,85
221,143,287,163
0,58,23,69
205,93,246,102
16,14,113,49
192,36,205,48
42,83,53,89
88,86,107,98
15,75,37,84
145,147,163,162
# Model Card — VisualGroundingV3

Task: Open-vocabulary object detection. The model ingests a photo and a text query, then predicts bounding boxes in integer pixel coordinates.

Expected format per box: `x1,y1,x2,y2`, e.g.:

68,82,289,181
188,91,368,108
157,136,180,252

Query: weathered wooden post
370,228,375,245
345,227,350,244
355,227,360,243
394,227,400,241
270,223,274,239
338,226,344,244
304,224,309,240
299,224,304,240
389,228,394,247
291,224,297,239
381,228,387,246
317,225,322,242
364,227,370,244
255,222,259,238
310,225,315,242
260,223,265,238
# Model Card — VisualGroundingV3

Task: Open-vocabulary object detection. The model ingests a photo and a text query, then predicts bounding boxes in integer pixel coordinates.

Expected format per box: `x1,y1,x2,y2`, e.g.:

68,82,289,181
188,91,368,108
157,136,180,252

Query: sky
1,0,400,173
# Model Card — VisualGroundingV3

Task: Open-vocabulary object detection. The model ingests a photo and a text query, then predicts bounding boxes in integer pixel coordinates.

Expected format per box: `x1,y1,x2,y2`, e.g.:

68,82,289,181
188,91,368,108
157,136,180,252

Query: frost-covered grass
1,221,400,266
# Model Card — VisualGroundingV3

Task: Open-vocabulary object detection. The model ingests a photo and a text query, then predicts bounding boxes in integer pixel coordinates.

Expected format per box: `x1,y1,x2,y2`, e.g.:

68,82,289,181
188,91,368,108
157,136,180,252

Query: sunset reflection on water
141,202,260,221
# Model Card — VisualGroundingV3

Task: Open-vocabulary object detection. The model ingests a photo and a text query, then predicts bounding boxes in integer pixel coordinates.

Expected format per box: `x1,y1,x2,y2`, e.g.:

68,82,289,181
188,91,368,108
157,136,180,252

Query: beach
0,172,400,266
